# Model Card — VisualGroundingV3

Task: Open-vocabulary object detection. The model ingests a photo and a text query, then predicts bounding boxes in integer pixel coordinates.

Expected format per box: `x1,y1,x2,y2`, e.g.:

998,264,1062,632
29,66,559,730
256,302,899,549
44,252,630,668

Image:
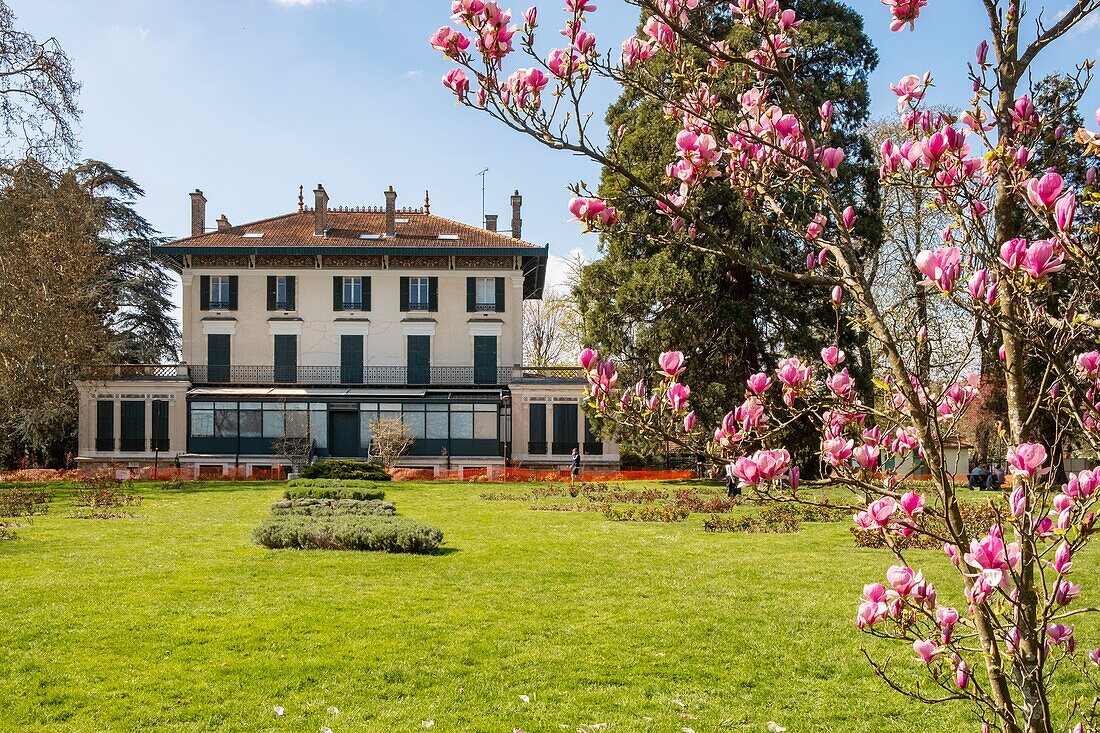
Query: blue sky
11,1,1100,295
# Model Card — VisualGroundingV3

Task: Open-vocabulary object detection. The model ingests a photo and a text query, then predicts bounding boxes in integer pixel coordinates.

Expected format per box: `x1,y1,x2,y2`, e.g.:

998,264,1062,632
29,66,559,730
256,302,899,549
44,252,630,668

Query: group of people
968,463,1006,491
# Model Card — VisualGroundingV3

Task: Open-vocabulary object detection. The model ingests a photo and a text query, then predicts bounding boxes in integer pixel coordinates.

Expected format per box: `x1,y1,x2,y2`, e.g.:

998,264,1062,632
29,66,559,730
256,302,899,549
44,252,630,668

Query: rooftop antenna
476,167,489,224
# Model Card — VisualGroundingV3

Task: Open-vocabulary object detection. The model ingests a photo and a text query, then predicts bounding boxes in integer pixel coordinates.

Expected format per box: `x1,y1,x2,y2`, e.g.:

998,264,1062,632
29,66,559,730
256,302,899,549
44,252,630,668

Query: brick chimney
385,186,397,238
190,189,206,238
313,184,328,236
484,214,498,232
510,190,522,239
216,214,231,232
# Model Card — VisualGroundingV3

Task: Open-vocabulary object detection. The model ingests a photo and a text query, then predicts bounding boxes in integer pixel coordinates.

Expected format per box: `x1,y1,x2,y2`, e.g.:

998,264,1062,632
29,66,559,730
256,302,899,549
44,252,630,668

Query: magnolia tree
431,0,1100,731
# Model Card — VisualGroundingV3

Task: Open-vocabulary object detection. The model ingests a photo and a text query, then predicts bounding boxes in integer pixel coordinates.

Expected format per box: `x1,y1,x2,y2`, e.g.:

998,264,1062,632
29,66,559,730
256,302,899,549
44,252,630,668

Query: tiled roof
163,210,543,250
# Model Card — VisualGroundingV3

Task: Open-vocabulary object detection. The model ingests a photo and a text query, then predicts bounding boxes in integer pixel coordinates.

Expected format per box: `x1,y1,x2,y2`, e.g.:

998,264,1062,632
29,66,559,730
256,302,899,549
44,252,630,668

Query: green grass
0,480,1095,732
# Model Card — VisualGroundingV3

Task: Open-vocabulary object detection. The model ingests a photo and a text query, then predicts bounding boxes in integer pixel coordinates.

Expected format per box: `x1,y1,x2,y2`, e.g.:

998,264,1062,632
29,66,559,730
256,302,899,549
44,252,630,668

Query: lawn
1,480,1095,732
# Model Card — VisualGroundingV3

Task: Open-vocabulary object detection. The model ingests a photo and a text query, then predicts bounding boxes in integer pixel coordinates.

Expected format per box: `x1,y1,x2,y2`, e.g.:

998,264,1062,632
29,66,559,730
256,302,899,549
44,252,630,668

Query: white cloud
545,247,587,296
402,70,423,79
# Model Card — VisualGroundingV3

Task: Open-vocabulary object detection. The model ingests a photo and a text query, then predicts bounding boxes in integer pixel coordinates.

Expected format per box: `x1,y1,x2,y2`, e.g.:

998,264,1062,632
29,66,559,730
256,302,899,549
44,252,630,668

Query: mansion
74,185,619,475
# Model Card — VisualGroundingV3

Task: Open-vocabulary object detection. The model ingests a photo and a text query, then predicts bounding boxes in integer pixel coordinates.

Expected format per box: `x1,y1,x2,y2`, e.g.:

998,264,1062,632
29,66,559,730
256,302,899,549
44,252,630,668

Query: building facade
75,185,618,475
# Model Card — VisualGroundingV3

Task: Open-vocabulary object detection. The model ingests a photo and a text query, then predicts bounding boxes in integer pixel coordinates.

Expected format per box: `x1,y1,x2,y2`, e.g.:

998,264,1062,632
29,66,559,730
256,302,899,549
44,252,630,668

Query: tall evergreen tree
575,0,878,465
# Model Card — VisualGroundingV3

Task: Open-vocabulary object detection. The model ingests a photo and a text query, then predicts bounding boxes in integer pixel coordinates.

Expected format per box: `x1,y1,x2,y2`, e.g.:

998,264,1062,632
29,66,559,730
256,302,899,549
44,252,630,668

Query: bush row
851,502,1001,550
287,478,384,489
253,515,443,553
271,497,396,517
603,504,691,522
300,460,391,481
284,486,386,501
0,487,52,518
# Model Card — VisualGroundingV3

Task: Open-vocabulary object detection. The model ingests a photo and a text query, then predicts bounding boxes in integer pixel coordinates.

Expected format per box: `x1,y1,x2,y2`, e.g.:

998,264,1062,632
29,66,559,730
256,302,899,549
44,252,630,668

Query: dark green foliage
287,478,386,489
253,515,444,554
284,486,386,502
300,460,391,481
271,497,396,517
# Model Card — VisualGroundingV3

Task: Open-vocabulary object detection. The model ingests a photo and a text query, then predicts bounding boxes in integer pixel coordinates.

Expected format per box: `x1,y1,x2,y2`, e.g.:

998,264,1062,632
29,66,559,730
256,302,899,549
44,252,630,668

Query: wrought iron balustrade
528,441,547,455
190,364,513,386
519,366,586,383
82,364,190,380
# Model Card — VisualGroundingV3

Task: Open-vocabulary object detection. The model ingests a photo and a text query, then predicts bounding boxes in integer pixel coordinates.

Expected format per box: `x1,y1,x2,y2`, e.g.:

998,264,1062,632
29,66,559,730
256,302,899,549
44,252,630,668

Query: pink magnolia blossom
746,372,772,395
579,347,598,371
890,73,926,111
913,639,939,664
883,0,929,32
430,27,471,58
568,196,619,229
915,246,961,292
753,448,791,480
1051,542,1073,575
963,533,1020,590
658,350,686,377
821,345,845,368
831,285,843,304
826,368,855,399
1025,170,1065,211
683,410,697,432
1054,579,1081,606
856,582,888,629
1009,487,1026,518
966,269,989,301
1021,239,1065,280
899,491,925,518
731,456,761,487
852,443,880,471
999,238,1027,270
1075,351,1100,378
442,68,470,99
853,496,895,530
824,437,855,468
547,47,581,78
1046,623,1075,653
955,658,970,689
820,147,844,177
666,382,690,411
841,206,856,230
573,29,597,55
1055,192,1076,231
1007,442,1047,479
522,5,537,27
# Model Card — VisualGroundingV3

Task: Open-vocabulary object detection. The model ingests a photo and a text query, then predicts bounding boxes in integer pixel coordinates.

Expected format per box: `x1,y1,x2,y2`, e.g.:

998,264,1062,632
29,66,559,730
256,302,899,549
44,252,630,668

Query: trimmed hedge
271,497,396,516
300,460,391,481
253,515,443,553
284,486,386,501
287,479,384,489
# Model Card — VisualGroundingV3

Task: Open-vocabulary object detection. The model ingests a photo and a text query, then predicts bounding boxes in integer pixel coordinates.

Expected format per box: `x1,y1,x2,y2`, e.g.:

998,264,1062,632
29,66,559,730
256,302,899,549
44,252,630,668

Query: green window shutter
529,404,546,442
467,278,476,312
399,277,409,312
267,276,276,311
286,276,296,310
152,400,170,451
553,403,579,450
228,276,239,310
474,335,498,384
340,335,364,383
207,333,230,382
200,275,210,310
428,277,439,312
96,400,114,451
363,276,371,311
333,276,342,310
495,277,506,312
120,400,146,452
407,335,430,384
274,335,297,383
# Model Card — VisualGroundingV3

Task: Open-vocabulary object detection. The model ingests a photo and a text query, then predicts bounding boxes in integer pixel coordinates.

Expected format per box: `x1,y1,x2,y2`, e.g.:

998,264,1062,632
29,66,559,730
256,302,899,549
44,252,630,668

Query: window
276,277,289,309
239,403,262,438
191,402,214,437
120,400,146,452
210,275,230,310
528,403,546,454
426,405,448,440
152,400,170,451
475,278,496,310
409,277,429,310
473,404,497,440
342,277,362,310
214,402,238,438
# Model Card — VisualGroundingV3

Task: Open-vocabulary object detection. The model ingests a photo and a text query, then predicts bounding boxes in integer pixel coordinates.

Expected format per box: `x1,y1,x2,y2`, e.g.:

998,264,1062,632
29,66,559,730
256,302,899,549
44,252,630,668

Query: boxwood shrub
271,497,396,516
284,485,386,501
287,478,384,489
253,515,443,553
300,460,391,481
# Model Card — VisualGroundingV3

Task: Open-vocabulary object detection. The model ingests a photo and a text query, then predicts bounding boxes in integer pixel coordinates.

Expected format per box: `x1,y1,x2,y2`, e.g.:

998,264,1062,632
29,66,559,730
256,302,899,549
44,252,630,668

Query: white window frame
343,276,362,309
475,277,496,310
409,277,430,310
210,275,230,309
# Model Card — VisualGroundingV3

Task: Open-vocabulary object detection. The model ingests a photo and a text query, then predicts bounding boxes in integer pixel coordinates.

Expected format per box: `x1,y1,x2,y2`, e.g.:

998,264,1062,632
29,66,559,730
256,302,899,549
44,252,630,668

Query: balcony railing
519,366,586,383
82,364,191,380
528,441,547,455
190,364,513,387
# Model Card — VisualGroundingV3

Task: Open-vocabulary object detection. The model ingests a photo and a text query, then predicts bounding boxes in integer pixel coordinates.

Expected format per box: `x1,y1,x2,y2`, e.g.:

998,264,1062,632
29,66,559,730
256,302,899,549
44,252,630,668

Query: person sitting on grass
986,463,1006,491
569,448,580,487
968,463,990,490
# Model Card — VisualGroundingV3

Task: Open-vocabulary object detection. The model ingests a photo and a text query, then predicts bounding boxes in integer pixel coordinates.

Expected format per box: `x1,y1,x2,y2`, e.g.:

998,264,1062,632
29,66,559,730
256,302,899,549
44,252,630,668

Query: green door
341,335,364,384
552,403,579,454
274,335,297,383
328,410,360,457
207,334,230,382
407,335,430,385
474,336,497,385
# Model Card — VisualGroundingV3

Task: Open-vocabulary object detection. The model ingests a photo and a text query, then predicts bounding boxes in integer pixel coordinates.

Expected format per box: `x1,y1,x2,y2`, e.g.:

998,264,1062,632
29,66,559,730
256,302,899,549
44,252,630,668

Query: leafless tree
368,418,414,469
0,2,80,162
272,435,312,475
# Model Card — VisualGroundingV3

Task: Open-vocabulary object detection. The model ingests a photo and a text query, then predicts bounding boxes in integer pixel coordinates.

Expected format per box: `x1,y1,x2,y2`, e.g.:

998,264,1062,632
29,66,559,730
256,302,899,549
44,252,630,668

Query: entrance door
474,335,498,385
341,334,364,384
407,335,430,385
329,410,360,457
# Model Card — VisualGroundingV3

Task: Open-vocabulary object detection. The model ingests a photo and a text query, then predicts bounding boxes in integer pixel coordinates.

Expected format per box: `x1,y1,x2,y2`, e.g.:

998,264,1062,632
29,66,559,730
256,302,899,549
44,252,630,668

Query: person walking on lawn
570,448,581,487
